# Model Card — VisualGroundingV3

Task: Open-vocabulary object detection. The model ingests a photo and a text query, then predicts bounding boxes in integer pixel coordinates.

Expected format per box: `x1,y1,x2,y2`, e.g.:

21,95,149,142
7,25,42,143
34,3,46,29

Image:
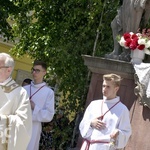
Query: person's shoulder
13,83,28,94
90,99,103,105
23,84,30,88
118,100,126,106
118,101,129,111
114,96,128,109
45,85,54,92
86,99,103,110
22,84,30,90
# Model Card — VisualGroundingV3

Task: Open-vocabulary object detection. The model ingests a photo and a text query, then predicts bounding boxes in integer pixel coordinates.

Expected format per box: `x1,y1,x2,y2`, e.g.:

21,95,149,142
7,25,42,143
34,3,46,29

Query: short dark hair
22,78,32,86
23,78,32,84
33,60,47,70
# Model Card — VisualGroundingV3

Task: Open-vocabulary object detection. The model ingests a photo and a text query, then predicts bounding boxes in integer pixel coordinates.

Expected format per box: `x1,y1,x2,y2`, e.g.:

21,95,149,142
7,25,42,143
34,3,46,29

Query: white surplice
24,81,55,150
79,96,132,150
0,77,32,150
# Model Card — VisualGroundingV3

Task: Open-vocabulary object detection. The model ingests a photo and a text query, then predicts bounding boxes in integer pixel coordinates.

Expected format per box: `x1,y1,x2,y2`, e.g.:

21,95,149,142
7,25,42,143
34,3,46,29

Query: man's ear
115,86,119,92
44,71,47,76
7,67,13,74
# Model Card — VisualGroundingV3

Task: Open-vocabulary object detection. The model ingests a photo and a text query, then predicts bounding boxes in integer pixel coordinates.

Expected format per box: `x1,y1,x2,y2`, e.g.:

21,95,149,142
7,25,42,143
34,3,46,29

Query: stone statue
133,62,150,108
134,73,150,108
105,0,150,61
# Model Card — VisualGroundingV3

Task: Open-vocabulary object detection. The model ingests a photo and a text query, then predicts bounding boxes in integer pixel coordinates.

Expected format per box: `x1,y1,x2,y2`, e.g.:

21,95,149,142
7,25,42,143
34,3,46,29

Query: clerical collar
0,77,12,86
31,81,46,88
103,96,120,103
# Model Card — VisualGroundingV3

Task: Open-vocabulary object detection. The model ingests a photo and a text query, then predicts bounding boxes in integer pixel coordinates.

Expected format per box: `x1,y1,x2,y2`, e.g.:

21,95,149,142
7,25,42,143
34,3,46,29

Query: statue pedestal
82,55,134,78
81,55,135,107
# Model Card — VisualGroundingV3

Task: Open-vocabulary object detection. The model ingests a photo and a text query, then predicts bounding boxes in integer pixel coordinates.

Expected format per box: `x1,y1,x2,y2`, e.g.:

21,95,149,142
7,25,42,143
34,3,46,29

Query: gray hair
0,53,15,70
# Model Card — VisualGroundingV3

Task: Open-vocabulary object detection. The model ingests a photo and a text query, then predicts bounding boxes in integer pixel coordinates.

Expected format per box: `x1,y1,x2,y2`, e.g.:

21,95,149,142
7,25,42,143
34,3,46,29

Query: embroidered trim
0,83,20,93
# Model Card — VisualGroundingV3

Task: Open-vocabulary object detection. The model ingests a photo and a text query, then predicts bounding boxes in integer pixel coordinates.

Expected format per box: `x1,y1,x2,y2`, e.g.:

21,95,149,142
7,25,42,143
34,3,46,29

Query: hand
30,100,35,110
110,129,119,140
90,117,106,130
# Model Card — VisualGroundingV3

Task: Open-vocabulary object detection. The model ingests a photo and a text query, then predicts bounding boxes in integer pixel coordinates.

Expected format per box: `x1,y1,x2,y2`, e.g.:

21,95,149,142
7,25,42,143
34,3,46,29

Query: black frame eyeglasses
31,68,41,73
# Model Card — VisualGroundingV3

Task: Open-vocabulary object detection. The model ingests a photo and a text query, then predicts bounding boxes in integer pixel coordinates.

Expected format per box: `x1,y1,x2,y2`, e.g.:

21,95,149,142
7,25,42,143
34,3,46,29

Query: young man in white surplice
79,73,132,150
24,60,55,150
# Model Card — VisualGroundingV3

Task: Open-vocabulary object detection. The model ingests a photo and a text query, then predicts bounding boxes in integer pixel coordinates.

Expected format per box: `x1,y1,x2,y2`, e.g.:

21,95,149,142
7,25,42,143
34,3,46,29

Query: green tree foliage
0,0,120,148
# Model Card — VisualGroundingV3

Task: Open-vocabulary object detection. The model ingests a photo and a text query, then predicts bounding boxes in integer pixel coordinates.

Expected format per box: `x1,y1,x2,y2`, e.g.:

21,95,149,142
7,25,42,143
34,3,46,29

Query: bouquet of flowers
117,31,150,54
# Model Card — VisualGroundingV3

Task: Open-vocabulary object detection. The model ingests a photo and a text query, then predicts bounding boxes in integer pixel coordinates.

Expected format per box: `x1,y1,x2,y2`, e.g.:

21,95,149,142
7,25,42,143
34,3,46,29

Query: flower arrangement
117,30,150,54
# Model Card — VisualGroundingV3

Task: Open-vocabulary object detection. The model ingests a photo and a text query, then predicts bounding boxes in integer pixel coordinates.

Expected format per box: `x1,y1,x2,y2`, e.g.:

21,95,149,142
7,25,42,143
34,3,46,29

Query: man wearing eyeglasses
24,60,55,150
0,52,32,150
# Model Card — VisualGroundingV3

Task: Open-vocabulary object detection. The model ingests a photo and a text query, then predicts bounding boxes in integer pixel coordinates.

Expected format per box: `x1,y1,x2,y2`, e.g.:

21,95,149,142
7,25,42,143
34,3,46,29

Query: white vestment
24,81,55,150
79,96,131,150
0,77,32,150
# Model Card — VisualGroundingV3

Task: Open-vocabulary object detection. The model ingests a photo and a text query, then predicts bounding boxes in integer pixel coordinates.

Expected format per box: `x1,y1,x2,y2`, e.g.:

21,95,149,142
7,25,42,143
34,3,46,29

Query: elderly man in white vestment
24,60,55,150
0,52,32,150
79,73,132,150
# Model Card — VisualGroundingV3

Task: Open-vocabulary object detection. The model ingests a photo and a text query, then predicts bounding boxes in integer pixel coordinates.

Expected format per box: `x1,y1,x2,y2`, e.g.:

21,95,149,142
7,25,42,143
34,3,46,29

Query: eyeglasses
0,66,10,69
31,68,41,73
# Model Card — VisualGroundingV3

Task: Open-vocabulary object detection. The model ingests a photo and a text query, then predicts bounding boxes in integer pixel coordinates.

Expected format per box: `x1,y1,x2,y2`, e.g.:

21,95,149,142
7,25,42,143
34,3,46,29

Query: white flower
130,32,134,35
145,40,150,48
136,33,142,37
119,37,128,49
144,48,150,55
119,37,125,46
117,31,150,54
138,38,146,45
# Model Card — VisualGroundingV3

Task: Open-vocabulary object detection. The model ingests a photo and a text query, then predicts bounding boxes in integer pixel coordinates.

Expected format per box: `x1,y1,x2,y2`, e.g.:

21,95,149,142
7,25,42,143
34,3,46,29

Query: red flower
125,38,132,47
131,34,138,40
118,31,150,51
123,33,140,50
123,33,131,40
129,39,138,50
137,45,145,50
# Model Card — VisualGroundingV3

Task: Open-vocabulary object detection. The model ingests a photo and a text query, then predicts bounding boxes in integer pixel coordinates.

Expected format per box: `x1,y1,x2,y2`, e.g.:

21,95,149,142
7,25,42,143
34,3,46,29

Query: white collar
103,96,120,103
0,77,12,86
